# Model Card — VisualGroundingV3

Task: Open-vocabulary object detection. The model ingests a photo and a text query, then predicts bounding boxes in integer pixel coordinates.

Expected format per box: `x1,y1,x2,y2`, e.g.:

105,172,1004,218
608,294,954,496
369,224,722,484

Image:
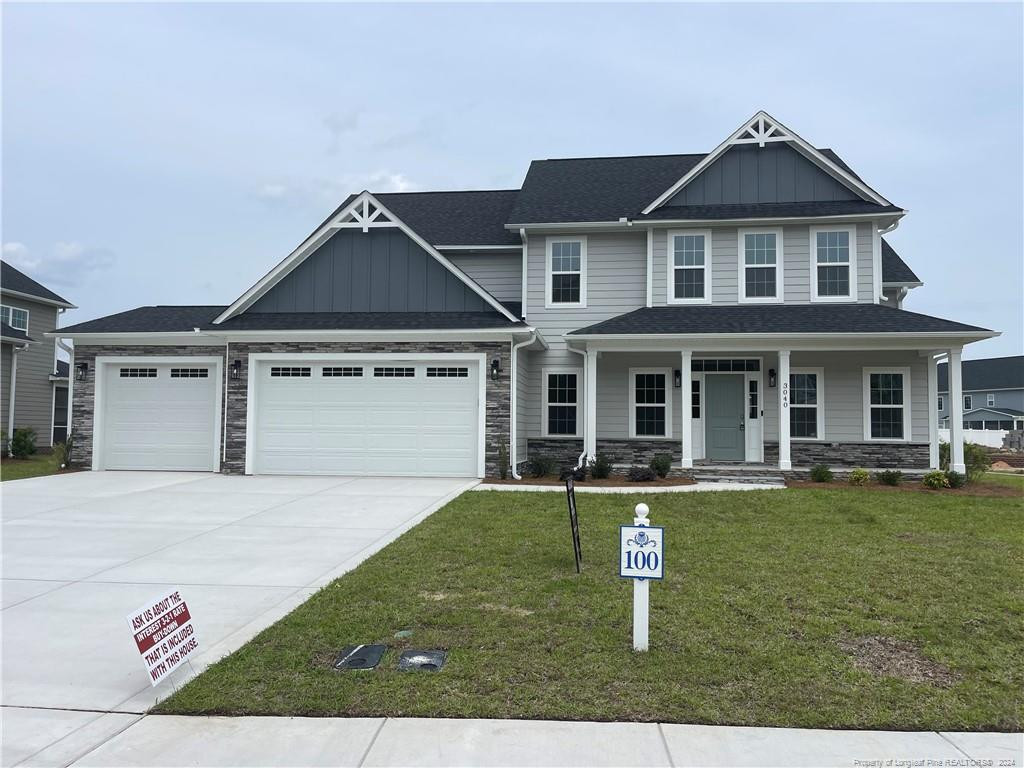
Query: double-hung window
0,305,29,332
629,368,672,438
986,393,995,407
738,229,783,302
863,367,911,441
545,237,586,308
810,226,856,301
542,368,580,437
964,394,973,411
668,230,711,304
937,395,944,412
790,368,824,440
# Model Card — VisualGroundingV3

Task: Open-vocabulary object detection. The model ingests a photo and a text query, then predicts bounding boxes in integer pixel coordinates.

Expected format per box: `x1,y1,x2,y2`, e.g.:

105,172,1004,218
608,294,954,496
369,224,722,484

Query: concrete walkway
23,714,1021,767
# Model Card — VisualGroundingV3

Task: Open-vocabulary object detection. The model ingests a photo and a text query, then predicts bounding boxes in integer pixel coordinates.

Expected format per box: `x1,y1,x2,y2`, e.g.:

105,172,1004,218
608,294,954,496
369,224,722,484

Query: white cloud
2,240,115,289
255,171,419,209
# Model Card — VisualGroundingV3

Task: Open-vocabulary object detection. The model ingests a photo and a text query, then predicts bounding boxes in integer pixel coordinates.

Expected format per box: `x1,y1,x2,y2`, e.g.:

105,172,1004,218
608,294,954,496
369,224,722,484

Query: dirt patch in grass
787,480,1021,498
484,475,695,487
839,635,958,687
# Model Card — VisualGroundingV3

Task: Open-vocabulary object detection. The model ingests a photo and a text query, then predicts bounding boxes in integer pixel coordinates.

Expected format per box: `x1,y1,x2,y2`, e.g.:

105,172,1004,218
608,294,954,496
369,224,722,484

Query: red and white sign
126,588,199,687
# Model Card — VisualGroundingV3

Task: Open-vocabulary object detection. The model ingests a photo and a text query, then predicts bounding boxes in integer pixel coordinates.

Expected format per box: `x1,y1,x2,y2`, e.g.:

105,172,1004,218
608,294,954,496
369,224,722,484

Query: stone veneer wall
526,438,680,468
763,441,930,468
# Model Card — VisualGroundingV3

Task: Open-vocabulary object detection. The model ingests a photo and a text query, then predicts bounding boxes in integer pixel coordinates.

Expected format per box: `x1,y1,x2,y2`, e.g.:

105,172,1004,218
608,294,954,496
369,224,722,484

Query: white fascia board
507,211,905,232
0,288,77,309
566,330,999,351
640,110,893,214
49,327,537,344
1,335,38,345
883,281,924,289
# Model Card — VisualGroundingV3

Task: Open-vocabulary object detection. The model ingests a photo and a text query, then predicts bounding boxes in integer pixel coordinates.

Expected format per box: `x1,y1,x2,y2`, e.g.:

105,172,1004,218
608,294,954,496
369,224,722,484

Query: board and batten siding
447,252,523,304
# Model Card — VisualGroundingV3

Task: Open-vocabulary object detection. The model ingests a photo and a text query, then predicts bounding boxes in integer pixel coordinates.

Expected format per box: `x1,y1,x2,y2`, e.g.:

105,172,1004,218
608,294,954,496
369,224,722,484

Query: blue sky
3,2,1021,358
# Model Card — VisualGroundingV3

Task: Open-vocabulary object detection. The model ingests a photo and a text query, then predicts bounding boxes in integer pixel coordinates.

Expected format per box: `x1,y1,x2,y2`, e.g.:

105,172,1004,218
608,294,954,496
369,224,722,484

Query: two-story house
54,112,995,477
938,356,1023,431
2,261,77,449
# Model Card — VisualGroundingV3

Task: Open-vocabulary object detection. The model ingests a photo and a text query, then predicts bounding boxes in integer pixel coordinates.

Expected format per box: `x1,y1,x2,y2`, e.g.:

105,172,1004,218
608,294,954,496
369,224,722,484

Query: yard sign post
619,503,664,652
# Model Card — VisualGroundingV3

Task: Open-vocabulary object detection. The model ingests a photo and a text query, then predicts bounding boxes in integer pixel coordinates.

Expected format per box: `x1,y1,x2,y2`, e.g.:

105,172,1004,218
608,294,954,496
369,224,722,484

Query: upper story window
0,305,29,331
987,393,995,407
964,394,973,410
545,237,587,308
668,230,711,304
937,395,944,412
738,228,783,303
810,226,856,301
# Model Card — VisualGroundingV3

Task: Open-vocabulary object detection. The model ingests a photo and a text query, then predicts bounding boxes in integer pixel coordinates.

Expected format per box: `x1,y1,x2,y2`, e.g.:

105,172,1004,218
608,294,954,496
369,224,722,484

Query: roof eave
506,210,907,231
567,330,998,342
0,287,77,309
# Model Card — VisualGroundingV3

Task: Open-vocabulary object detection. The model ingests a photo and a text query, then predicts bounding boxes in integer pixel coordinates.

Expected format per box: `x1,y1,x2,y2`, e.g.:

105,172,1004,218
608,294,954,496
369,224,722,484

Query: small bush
627,465,656,482
497,444,508,480
922,470,949,490
809,464,833,483
10,428,37,459
945,470,967,489
527,455,557,478
940,441,992,483
848,468,870,486
649,453,673,479
590,453,612,479
876,469,903,486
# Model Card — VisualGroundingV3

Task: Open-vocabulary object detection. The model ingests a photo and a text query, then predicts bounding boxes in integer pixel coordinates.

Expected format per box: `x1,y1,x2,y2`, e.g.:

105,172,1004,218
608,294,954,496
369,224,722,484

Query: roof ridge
372,188,520,196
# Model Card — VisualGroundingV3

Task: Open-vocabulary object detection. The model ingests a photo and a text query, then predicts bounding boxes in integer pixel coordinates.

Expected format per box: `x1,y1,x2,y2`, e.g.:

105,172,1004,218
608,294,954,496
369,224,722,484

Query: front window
0,305,29,331
740,230,782,302
865,369,909,440
964,394,973,410
811,227,855,300
790,370,823,439
546,238,586,307
669,231,710,303
543,369,580,436
630,369,671,438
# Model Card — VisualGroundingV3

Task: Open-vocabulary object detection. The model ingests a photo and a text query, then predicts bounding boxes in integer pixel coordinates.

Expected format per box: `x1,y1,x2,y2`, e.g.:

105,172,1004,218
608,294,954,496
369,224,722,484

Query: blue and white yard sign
619,525,664,580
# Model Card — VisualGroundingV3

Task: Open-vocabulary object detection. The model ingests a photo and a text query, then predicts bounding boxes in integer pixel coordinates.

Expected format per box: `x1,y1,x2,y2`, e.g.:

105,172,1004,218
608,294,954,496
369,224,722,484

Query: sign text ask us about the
126,588,199,686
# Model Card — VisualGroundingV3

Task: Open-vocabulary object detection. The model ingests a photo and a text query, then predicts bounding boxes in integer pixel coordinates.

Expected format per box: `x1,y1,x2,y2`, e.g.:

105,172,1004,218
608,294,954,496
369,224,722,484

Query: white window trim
628,367,673,439
541,366,582,438
986,393,995,407
964,394,973,410
790,367,825,441
667,229,713,305
862,366,912,442
937,395,944,412
1,304,30,332
544,236,587,309
737,227,784,304
809,225,858,302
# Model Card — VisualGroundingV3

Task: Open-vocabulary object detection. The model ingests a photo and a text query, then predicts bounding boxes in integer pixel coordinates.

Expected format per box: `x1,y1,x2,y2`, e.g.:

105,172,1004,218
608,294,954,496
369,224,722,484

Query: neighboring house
55,111,995,477
937,355,1024,431
1,261,76,449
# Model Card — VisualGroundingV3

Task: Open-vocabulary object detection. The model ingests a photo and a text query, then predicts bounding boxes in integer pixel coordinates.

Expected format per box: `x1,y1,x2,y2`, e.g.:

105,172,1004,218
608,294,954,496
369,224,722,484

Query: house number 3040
782,381,789,408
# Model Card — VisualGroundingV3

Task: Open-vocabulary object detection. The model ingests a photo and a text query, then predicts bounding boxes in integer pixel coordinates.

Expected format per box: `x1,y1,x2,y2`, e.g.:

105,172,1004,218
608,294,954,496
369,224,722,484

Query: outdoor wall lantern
768,368,777,388
490,358,501,381
673,369,682,388
230,360,242,380
75,362,88,382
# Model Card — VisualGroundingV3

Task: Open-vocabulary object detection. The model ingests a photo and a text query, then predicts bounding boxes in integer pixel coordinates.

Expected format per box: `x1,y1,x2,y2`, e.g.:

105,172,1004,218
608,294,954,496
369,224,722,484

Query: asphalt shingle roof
568,304,990,337
1,321,35,343
881,240,920,284
937,355,1023,393
1,261,74,306
636,200,901,222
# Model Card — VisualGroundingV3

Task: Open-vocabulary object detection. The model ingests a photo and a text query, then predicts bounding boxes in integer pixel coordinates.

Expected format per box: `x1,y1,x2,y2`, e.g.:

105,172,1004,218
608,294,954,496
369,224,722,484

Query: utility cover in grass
334,644,387,670
398,650,446,671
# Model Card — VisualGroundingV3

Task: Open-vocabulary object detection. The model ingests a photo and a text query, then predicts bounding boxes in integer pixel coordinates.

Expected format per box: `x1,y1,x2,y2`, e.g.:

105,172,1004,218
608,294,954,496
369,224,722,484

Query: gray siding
0,296,61,445
251,228,491,313
448,252,522,304
666,143,860,206
516,346,534,463
938,387,1024,423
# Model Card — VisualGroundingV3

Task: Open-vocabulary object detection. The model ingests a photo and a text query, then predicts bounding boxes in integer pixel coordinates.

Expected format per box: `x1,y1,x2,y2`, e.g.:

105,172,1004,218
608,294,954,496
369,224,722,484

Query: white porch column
927,353,940,470
584,349,598,462
680,350,693,469
948,347,966,474
778,350,791,470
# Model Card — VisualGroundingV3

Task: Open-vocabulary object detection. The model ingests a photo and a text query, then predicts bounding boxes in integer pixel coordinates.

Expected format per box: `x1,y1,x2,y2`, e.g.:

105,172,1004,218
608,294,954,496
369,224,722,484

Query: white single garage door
100,363,219,471
253,359,480,477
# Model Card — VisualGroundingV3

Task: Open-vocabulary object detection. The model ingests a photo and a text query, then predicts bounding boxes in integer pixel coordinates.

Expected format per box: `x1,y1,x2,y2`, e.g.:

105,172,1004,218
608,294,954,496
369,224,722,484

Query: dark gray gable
248,227,491,314
664,143,861,207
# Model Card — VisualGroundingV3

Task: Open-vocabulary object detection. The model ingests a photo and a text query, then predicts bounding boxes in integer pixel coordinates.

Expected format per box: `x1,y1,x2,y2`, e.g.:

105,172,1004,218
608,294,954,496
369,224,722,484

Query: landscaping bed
787,474,1023,498
483,475,695,487
158,487,1023,730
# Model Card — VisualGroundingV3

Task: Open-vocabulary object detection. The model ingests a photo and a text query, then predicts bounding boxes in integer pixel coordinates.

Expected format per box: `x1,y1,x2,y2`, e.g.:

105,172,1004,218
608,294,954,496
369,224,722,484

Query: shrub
649,453,673,479
527,455,557,478
940,441,992,482
876,469,903,486
848,468,870,486
590,453,612,479
497,444,509,480
10,428,36,459
945,470,967,489
627,465,656,482
922,470,949,490
809,464,833,483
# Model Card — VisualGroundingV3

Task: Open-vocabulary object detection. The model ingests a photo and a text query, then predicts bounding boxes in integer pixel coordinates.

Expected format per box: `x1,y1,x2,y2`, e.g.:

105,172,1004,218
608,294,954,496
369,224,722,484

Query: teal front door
705,374,745,461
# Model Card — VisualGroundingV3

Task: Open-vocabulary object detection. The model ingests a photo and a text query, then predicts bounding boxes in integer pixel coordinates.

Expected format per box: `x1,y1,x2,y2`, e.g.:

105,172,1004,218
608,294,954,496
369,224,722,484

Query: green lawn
982,472,1024,492
159,487,1023,731
1,453,61,482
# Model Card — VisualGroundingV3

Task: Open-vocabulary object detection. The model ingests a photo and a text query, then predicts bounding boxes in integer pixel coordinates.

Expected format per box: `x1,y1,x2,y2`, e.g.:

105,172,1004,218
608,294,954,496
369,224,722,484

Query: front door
705,374,745,461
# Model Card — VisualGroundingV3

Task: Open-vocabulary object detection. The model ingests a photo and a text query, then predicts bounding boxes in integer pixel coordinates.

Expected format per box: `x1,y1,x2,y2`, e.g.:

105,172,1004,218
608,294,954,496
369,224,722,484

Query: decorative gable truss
642,111,894,214
214,191,519,324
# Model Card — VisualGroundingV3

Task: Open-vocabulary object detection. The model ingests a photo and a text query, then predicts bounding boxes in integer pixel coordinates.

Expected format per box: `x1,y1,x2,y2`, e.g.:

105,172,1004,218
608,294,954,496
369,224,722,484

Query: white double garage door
96,355,484,477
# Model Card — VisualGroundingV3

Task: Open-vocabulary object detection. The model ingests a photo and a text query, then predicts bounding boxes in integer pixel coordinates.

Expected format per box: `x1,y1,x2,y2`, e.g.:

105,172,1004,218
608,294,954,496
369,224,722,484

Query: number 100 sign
619,525,664,580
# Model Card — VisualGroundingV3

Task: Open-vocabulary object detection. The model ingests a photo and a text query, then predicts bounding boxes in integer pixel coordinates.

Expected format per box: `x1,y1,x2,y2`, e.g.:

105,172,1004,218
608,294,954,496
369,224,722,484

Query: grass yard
982,472,1024,492
0,453,62,482
159,487,1024,731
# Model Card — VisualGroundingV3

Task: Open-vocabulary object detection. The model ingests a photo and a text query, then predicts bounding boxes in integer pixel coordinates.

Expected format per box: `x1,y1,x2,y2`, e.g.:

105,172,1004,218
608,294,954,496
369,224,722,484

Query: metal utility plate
334,644,387,670
397,649,447,671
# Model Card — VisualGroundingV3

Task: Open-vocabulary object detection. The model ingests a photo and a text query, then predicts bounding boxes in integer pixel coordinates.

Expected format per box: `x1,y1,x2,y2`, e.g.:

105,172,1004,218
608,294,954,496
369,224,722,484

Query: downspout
567,345,588,471
509,331,536,480
223,339,229,468
7,345,21,442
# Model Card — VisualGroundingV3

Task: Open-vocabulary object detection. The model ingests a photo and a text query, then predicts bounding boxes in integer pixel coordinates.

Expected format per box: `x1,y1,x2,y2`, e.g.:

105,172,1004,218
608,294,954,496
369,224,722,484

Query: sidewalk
13,712,1021,768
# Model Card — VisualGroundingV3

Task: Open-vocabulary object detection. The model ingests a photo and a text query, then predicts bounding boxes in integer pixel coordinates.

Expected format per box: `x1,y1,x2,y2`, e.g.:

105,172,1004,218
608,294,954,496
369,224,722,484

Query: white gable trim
214,191,518,324
641,111,892,215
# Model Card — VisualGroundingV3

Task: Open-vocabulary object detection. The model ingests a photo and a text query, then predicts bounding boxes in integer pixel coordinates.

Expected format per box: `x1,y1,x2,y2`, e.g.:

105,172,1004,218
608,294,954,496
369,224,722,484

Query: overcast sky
3,2,1021,358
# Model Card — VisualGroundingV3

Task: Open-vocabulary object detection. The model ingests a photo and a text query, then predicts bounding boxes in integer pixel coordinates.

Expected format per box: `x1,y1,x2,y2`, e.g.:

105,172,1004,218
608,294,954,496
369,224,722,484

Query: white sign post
126,588,200,687
619,503,664,652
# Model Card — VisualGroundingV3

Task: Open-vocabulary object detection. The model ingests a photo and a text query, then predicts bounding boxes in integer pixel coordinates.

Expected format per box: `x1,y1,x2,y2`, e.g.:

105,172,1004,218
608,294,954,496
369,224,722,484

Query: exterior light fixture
490,358,501,381
75,362,88,382
768,368,777,388
230,360,242,380
673,369,682,388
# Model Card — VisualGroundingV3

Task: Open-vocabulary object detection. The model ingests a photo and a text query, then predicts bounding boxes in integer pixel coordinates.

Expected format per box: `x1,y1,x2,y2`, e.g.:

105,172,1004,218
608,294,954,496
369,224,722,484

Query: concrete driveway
1,471,475,767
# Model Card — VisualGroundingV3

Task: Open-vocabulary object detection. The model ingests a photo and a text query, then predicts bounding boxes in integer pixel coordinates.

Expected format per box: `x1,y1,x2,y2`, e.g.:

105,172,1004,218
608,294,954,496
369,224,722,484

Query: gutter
505,211,907,232
509,331,537,480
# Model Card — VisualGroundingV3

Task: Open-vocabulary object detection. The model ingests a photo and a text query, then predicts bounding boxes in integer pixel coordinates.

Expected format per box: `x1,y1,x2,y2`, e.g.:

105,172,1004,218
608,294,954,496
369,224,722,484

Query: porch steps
694,473,785,486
